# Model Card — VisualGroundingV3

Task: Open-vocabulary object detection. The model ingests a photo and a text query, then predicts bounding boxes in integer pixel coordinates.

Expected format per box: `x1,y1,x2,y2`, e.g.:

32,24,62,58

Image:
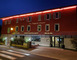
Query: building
0,5,77,49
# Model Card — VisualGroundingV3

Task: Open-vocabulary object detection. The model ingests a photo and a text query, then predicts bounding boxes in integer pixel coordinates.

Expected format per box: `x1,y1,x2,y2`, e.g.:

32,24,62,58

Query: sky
0,0,77,25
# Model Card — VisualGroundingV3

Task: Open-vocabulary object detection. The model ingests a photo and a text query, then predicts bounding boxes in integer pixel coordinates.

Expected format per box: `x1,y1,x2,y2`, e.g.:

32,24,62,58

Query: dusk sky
0,0,77,25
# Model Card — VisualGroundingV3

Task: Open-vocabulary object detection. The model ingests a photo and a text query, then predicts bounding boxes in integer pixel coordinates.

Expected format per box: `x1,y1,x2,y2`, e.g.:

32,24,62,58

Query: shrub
71,38,77,50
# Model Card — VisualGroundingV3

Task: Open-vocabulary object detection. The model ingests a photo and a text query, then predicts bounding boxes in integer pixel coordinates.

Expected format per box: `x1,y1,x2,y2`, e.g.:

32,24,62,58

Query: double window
27,25,31,31
45,24,50,31
54,24,60,31
53,12,61,19
37,25,41,31
21,26,24,32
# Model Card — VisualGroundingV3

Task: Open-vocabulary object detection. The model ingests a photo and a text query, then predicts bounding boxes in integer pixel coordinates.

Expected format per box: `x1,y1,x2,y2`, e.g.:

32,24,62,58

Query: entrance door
51,36,64,48
54,37,60,47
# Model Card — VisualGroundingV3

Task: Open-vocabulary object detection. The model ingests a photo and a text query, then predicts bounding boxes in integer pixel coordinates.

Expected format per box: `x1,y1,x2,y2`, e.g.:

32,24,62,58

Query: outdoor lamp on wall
11,28,13,31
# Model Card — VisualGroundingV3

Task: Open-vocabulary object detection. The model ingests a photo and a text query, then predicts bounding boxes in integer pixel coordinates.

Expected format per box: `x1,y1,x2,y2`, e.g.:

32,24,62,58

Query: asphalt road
0,47,59,60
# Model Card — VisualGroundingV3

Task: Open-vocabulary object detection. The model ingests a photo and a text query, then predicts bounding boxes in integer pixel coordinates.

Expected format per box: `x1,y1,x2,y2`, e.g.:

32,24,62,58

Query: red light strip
2,5,76,20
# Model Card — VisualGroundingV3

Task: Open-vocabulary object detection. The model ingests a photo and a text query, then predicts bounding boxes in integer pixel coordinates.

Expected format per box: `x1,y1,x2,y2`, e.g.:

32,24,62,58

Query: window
38,15,41,21
16,18,19,23
44,13,51,20
21,26,24,32
5,20,7,25
23,17,25,21
53,12,61,19
54,24,59,31
45,24,50,31
8,19,11,24
26,16,32,22
37,25,41,31
32,36,41,42
27,25,31,31
7,28,10,33
15,26,18,32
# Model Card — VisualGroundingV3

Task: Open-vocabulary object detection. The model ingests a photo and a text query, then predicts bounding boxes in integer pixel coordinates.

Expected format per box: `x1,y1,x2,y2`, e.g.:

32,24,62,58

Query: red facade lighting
2,5,77,21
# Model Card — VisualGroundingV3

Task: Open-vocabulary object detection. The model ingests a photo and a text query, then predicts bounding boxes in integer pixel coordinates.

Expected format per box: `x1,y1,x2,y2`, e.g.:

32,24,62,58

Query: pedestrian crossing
0,50,31,60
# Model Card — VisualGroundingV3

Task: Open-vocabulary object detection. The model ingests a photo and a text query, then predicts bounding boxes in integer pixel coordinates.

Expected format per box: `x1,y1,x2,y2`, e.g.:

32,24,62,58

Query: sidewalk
0,45,77,60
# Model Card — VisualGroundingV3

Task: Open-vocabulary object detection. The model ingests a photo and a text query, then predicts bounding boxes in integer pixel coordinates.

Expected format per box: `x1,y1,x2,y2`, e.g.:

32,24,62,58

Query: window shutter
59,12,61,18
49,13,51,20
44,14,46,20
53,13,55,19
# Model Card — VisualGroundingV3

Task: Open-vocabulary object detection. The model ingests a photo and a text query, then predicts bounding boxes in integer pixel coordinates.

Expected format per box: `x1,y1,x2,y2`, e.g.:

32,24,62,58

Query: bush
11,38,25,45
71,38,77,50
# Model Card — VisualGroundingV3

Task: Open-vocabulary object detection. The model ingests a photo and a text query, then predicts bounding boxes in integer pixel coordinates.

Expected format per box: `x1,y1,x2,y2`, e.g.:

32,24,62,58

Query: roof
0,5,77,20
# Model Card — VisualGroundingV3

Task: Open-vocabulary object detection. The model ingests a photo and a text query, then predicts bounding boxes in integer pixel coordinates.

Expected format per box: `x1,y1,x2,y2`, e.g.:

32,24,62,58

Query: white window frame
27,25,31,31
38,15,41,21
45,24,50,31
54,23,60,31
21,26,24,32
15,26,18,32
37,25,41,32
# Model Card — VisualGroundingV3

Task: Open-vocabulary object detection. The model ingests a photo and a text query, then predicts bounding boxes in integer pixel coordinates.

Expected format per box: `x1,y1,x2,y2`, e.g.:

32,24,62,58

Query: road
0,47,59,60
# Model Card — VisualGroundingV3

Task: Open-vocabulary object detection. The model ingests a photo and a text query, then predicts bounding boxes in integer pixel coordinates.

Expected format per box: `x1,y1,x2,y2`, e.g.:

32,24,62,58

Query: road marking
8,50,31,56
1,51,24,57
0,53,16,60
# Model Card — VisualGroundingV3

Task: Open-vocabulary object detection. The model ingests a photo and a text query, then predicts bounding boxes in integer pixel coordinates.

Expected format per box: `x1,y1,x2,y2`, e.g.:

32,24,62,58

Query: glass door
54,37,60,47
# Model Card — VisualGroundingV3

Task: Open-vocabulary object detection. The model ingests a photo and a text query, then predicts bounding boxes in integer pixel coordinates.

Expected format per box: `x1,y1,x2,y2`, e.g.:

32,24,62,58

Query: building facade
1,5,77,49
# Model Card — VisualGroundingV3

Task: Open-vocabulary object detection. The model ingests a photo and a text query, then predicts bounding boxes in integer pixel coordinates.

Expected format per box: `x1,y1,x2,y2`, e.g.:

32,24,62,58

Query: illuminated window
26,16,32,22
44,13,51,20
37,25,41,31
16,18,19,23
38,15,41,21
54,24,60,31
7,28,10,33
53,12,61,19
27,25,31,31
32,36,41,42
4,20,7,25
21,26,24,32
45,24,50,31
15,26,18,32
